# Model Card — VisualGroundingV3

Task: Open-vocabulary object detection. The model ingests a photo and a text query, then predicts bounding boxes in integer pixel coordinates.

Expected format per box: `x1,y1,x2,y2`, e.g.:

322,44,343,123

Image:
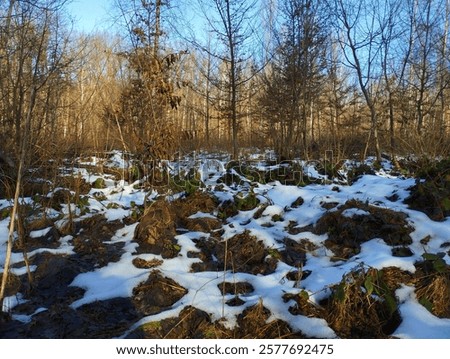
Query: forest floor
1,150,450,339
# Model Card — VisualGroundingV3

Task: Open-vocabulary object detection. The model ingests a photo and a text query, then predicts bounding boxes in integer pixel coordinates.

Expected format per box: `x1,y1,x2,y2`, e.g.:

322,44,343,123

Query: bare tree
260,0,328,159
378,0,403,161
330,0,385,162
195,0,260,159
0,0,72,311
323,37,355,156
439,0,450,135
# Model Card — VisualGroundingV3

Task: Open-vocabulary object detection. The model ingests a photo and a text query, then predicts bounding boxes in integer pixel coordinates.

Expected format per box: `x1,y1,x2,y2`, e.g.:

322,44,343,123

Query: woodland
1,0,450,339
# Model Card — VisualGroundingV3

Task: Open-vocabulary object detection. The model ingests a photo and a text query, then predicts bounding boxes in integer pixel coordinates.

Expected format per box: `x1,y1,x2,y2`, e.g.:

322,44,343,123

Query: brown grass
325,268,400,338
415,274,450,318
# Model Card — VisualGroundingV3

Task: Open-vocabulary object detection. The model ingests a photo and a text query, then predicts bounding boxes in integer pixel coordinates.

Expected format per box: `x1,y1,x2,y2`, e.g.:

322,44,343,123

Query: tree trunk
0,85,36,310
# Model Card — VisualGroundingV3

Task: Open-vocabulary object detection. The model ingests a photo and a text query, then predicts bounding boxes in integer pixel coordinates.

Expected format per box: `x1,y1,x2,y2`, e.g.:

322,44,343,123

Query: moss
267,248,281,259
106,202,121,209
235,191,259,211
271,214,283,222
0,207,10,220
92,177,106,189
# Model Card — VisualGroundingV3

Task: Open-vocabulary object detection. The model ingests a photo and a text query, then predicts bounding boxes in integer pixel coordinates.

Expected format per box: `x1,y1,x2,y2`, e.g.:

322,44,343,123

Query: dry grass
415,273,450,318
233,299,305,338
325,267,400,338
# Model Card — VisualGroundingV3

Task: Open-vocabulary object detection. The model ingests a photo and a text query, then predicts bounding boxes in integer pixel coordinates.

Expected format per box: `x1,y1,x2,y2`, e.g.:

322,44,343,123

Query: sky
67,0,111,33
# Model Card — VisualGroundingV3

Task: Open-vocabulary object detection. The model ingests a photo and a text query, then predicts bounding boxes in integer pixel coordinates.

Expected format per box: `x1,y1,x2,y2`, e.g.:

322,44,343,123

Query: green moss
93,192,107,201
271,214,284,222
141,321,162,330
441,197,450,212
92,177,106,189
128,165,141,181
0,207,10,220
106,202,121,209
235,191,259,211
267,248,281,259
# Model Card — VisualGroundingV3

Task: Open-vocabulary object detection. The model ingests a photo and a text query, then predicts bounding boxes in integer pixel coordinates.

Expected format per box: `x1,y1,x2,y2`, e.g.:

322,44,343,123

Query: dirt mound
127,306,213,339
133,200,179,258
127,301,305,339
215,231,275,275
233,301,305,338
184,217,222,233
315,199,413,260
176,191,218,217
132,270,187,316
134,192,219,257
132,257,164,269
73,215,125,267
10,298,140,338
218,281,254,295
281,238,317,266
190,229,279,275
405,159,450,221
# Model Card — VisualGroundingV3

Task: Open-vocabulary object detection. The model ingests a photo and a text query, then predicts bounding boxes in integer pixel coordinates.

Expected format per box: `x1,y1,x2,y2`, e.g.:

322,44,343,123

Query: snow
188,211,217,219
29,227,52,238
1,152,450,339
394,286,450,339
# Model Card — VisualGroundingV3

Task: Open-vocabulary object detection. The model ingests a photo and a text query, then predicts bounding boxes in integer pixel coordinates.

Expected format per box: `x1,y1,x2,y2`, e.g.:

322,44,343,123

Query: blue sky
67,0,111,33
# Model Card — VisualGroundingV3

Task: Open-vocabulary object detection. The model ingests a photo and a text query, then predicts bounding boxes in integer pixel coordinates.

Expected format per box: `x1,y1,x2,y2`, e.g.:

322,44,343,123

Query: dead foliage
414,255,450,318
378,266,414,291
184,217,222,233
0,272,21,298
315,199,413,260
281,238,317,267
416,275,450,318
132,270,187,316
134,192,219,257
233,300,305,338
218,281,254,295
325,267,401,338
136,306,213,339
404,158,450,221
215,231,273,275
283,291,326,318
134,201,178,258
132,257,164,269
72,215,125,267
